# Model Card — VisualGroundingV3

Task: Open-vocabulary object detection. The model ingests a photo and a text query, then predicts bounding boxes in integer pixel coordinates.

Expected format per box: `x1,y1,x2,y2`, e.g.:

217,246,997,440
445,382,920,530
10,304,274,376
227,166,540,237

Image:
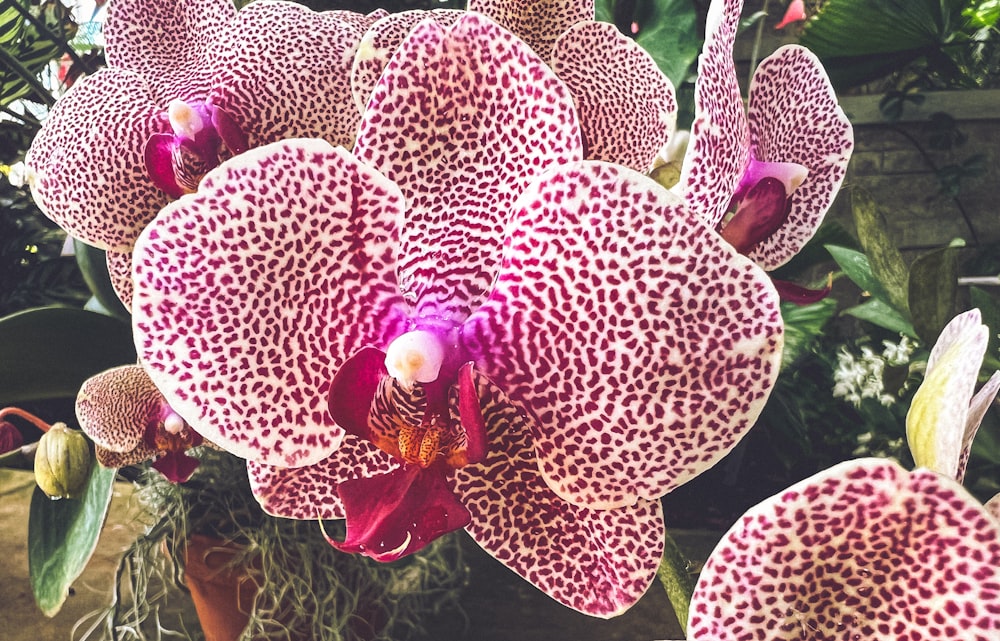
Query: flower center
143,99,248,199
720,154,808,255
384,329,445,391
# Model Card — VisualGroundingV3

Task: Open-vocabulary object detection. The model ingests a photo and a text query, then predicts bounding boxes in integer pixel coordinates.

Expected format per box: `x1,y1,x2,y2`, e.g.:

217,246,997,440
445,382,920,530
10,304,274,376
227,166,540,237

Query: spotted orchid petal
133,139,408,467
353,13,583,321
961,371,1000,480
103,0,235,105
907,309,999,481
467,0,594,61
95,442,158,469
988,494,1000,523
25,70,169,251
76,364,164,453
208,1,370,149
464,161,783,509
350,9,465,113
106,249,134,311
688,458,1000,640
248,438,399,520
453,367,664,618
677,0,746,229
680,0,852,270
745,45,853,269
330,463,472,562
551,21,676,173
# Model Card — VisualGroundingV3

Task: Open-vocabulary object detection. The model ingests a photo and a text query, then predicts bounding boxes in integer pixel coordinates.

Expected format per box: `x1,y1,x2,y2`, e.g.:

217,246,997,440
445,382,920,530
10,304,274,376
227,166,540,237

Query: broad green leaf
595,0,701,88
780,298,838,368
29,462,116,616
825,245,891,303
0,307,136,404
74,240,130,322
800,0,967,89
843,298,917,337
909,245,960,343
851,190,910,316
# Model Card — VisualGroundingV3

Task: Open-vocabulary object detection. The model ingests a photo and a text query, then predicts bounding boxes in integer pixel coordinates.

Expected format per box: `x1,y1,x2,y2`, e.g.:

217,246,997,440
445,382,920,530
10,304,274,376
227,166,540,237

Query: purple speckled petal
688,458,1000,640
677,0,747,229
95,442,159,469
329,8,389,32
208,2,369,149
350,10,465,113
467,0,594,61
551,20,676,172
104,0,235,105
745,45,853,269
987,493,1000,523
25,70,169,251
354,13,583,322
76,364,162,453
106,249,134,312
248,437,399,520
133,139,408,467
463,161,783,509
452,367,663,617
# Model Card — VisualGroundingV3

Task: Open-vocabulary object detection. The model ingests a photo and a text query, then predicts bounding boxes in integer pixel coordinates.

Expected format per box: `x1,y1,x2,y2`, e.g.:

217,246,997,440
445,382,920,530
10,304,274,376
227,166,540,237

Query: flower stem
658,528,696,637
0,407,54,433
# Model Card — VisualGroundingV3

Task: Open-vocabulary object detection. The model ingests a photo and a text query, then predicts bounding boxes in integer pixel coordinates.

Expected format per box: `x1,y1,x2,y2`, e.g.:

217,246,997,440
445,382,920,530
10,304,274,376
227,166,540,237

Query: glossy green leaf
74,240,130,322
595,0,701,88
843,298,917,337
0,307,136,404
851,190,910,317
908,245,960,344
800,0,966,89
780,299,838,369
825,245,890,303
29,461,116,616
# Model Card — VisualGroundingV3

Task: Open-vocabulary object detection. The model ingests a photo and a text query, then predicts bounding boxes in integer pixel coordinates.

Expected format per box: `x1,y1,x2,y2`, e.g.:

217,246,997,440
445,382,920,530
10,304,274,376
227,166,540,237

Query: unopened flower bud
34,423,92,499
0,420,23,454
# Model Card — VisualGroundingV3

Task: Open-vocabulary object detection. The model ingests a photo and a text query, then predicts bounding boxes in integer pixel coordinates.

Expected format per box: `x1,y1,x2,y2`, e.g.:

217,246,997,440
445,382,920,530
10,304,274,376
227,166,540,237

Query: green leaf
74,240,130,322
843,298,917,337
595,0,701,88
29,461,116,616
800,0,967,89
825,245,890,303
0,307,136,404
780,298,838,368
908,245,960,343
851,190,910,317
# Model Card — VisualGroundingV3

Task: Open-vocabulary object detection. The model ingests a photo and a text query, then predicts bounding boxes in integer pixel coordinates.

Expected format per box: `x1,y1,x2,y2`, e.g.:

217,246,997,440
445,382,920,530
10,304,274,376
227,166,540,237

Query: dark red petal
329,464,471,562
143,133,186,198
719,177,790,255
328,347,388,441
772,276,831,304
151,449,201,483
454,362,487,466
208,104,248,156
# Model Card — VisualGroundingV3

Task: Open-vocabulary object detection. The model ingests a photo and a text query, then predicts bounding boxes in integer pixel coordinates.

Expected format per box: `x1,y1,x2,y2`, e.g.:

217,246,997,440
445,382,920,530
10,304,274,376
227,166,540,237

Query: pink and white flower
679,0,853,274
688,458,1000,640
131,14,784,616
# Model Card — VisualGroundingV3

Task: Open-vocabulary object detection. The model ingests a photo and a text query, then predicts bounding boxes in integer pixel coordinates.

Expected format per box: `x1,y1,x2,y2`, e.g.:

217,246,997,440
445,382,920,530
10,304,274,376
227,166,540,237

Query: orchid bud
34,423,92,499
0,420,23,454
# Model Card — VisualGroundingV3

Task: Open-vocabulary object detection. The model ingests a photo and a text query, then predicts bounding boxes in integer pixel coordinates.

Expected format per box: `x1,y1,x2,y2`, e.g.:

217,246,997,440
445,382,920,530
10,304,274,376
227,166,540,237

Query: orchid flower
130,14,784,616
76,364,204,483
907,309,1000,483
679,0,853,293
25,0,384,307
687,458,1000,639
350,0,677,173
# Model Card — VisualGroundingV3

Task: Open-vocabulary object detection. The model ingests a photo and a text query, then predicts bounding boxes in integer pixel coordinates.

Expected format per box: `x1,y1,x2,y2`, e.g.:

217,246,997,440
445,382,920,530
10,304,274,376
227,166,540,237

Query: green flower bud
34,422,92,499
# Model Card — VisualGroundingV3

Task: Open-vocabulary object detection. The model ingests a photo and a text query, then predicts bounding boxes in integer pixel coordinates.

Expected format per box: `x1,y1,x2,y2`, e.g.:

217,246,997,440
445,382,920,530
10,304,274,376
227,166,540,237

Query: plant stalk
0,407,53,432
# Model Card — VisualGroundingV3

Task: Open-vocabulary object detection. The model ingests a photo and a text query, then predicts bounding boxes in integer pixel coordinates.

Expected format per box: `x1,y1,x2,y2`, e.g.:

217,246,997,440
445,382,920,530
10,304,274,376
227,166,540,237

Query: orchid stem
657,529,695,637
0,407,53,433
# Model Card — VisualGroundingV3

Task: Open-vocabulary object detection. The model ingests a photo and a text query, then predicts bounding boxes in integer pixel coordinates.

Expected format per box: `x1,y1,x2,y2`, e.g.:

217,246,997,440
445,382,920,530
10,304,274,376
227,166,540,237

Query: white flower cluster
832,335,917,407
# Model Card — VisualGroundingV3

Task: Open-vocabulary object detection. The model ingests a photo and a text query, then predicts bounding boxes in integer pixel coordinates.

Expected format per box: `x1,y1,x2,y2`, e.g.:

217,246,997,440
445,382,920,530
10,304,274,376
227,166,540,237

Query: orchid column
130,13,784,618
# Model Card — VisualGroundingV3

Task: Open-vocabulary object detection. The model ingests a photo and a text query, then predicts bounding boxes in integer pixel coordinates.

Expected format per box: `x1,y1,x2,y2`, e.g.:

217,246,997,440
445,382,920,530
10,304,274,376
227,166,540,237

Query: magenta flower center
720,153,807,255
143,99,248,199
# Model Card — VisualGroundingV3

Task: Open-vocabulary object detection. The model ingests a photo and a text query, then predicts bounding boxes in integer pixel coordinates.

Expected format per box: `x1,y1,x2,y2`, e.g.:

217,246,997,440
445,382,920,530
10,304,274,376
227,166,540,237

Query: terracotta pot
182,534,259,641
